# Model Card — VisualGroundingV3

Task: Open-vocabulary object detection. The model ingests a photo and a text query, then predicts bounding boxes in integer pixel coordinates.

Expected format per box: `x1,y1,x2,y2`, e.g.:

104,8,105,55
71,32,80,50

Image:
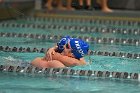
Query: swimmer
31,36,89,68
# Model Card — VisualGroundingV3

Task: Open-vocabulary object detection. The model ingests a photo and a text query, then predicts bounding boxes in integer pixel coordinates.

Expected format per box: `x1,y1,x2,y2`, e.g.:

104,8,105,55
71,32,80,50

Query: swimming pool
0,16,140,93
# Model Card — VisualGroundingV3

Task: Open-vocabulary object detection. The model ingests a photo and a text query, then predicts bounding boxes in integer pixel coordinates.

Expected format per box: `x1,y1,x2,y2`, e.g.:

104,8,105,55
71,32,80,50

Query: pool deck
33,9,140,22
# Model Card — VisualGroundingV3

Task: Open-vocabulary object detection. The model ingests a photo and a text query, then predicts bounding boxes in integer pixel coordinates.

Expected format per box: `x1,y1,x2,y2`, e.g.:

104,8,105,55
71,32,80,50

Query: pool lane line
24,16,140,28
0,32,139,46
0,46,139,59
0,21,139,36
0,65,140,80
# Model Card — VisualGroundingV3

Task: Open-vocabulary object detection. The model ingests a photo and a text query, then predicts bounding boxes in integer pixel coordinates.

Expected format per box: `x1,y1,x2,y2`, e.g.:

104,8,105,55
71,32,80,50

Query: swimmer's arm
52,52,86,67
44,46,58,60
46,46,58,53
79,58,87,65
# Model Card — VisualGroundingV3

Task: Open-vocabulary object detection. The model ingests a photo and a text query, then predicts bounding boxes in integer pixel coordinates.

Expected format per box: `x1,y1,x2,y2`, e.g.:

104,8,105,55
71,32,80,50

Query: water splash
2,56,30,67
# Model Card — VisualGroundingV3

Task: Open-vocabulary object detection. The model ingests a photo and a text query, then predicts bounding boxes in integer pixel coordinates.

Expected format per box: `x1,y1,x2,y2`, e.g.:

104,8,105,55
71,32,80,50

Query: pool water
0,37,139,73
0,17,140,93
0,72,140,93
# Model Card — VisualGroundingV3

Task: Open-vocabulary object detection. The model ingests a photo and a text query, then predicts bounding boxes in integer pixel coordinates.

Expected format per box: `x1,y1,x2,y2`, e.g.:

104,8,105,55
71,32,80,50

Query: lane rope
0,22,139,36
0,32,139,46
0,46,139,59
0,65,140,80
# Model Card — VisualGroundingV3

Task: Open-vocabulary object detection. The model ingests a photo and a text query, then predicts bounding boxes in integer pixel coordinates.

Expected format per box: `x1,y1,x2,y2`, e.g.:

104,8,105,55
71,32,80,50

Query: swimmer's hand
45,47,55,61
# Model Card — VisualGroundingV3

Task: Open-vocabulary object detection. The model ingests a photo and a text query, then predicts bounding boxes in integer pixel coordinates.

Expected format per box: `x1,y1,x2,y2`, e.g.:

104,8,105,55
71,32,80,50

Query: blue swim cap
57,36,70,53
70,38,89,59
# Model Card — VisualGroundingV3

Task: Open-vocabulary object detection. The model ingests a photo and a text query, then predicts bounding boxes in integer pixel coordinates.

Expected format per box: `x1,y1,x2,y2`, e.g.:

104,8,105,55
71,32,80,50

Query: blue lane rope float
0,46,140,59
0,22,139,36
0,32,139,46
0,65,140,80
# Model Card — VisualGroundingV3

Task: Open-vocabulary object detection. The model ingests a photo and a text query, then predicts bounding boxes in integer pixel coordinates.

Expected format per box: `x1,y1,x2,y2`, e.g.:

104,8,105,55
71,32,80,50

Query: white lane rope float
0,46,139,59
0,65,140,81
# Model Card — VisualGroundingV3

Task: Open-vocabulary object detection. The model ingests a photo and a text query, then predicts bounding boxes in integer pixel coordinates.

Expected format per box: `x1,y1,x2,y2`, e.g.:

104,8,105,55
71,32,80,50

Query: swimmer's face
62,43,74,58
